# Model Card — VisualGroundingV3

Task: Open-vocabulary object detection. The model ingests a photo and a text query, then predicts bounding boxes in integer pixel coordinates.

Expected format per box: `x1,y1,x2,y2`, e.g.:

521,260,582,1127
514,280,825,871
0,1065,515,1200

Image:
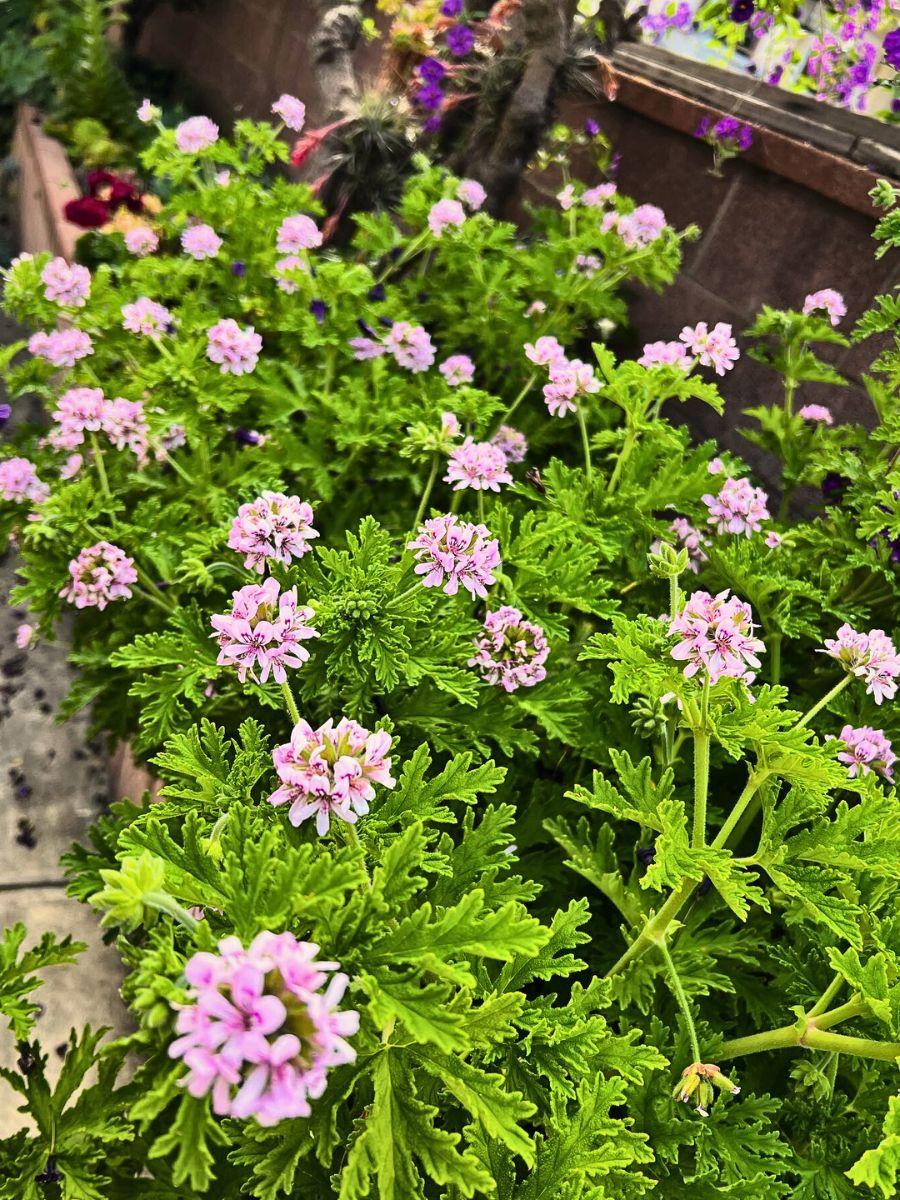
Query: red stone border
600,58,886,218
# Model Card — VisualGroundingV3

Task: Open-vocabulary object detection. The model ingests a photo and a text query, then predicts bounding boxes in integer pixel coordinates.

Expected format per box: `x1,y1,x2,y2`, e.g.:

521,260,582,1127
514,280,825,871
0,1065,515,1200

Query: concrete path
0,313,129,1138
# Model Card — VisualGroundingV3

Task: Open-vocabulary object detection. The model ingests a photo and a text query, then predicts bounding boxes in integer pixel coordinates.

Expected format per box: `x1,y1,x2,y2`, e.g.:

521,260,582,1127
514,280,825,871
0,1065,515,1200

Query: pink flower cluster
639,340,692,371
122,297,173,336
41,258,90,307
124,227,158,256
61,542,137,610
652,517,710,573
175,115,219,152
803,289,846,327
602,203,667,248
169,932,358,1125
524,337,599,416
350,323,435,373
445,437,512,492
277,215,323,253
582,182,617,207
0,457,49,505
273,255,309,293
525,336,566,368
228,492,319,573
469,606,549,692
456,179,486,210
182,223,223,260
679,322,739,376
836,724,896,781
29,328,93,368
669,590,765,685
820,624,900,704
492,425,527,463
439,355,474,386
210,577,319,684
798,404,834,424
268,717,395,834
272,93,306,131
703,477,770,537
51,388,147,457
407,515,500,598
428,198,466,237
207,319,263,375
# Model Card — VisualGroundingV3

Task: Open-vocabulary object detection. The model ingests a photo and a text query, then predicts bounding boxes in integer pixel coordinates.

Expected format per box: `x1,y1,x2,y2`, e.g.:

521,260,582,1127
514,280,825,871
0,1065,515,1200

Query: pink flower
61,542,137,610
407,515,501,598
525,300,546,318
0,458,48,505
820,624,900,704
52,387,106,448
60,454,83,480
102,397,149,457
16,623,33,649
803,288,846,326
175,115,219,152
276,215,322,253
639,340,692,370
215,170,231,187
669,589,765,685
765,531,782,548
428,198,466,237
124,227,159,256
439,355,474,386
137,98,158,123
557,184,576,210
445,437,512,492
181,223,222,260
169,932,358,1125
207,319,262,375
542,358,600,418
41,258,90,307
835,724,895,781
679,322,739,376
349,336,385,361
582,182,616,207
615,203,667,248
273,255,309,293
268,717,395,834
798,404,833,424
272,94,306,131
384,321,435,372
469,606,549,691
456,179,486,210
210,576,319,684
441,411,461,439
575,253,601,277
525,336,567,368
707,457,725,475
651,517,709,573
228,492,319,574
29,328,93,368
703,477,770,536
491,425,527,463
122,297,173,336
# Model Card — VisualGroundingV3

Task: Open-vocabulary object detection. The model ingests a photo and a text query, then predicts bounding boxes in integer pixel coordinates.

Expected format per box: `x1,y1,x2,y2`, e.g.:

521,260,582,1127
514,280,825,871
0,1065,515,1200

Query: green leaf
847,1095,900,1197
148,1094,230,1191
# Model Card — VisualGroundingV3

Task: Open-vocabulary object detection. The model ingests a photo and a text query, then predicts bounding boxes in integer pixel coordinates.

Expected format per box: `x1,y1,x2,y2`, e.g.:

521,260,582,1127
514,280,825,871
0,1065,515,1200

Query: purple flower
368,283,386,302
419,57,447,83
423,115,443,135
441,0,464,15
584,118,600,137
416,83,445,112
231,261,247,277
235,428,263,446
0,404,11,426
695,115,712,138
730,0,754,22
309,299,328,323
446,23,474,56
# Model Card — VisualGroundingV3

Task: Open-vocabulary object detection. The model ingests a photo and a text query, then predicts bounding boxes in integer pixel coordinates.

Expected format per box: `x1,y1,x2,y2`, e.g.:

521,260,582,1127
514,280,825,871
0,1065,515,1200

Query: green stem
135,585,177,616
658,938,701,1062
769,632,782,686
144,892,199,933
576,405,593,481
90,433,111,500
412,456,440,530
389,579,422,609
608,425,636,493
692,678,711,849
281,679,301,726
814,996,867,1030
795,674,851,729
719,1024,900,1063
669,573,681,620
714,769,770,848
808,973,844,1018
495,372,537,430
477,489,485,524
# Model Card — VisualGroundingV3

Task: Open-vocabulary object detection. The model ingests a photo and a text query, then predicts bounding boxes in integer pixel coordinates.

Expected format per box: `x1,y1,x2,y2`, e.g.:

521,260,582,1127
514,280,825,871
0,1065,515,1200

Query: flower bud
673,1062,741,1117
649,541,689,578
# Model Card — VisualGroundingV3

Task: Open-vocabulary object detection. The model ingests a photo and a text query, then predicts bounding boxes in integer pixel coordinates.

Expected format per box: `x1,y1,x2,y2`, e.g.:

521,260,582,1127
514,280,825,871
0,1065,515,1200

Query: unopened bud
649,542,688,578
673,1062,740,1117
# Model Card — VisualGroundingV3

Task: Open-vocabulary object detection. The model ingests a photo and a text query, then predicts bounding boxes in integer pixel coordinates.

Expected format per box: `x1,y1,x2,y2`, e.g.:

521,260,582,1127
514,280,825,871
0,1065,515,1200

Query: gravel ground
0,311,129,1139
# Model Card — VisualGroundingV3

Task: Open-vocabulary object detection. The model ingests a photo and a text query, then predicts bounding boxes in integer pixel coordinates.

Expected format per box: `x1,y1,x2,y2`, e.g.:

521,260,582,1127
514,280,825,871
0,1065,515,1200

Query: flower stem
608,425,636,493
795,674,851,729
495,372,537,430
692,678,711,849
90,433,111,500
808,973,844,1018
719,1022,900,1063
576,405,593,481
658,938,701,1062
669,573,681,620
281,679,301,726
412,456,440,530
144,891,199,933
769,632,782,685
